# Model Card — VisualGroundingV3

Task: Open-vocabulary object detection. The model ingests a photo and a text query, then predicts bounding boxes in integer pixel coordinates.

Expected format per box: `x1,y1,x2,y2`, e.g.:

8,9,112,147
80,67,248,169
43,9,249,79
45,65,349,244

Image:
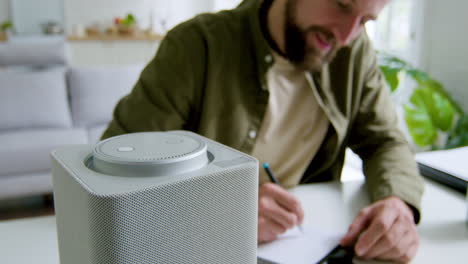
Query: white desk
1,179,467,263
288,180,468,263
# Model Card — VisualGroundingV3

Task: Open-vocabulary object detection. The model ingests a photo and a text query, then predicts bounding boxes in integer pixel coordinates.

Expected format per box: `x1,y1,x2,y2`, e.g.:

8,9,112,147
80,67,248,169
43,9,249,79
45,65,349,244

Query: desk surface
289,179,468,263
1,178,467,263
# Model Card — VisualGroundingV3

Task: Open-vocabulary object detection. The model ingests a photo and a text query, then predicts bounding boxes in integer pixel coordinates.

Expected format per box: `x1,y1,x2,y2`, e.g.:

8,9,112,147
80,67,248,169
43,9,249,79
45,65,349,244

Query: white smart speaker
51,131,258,264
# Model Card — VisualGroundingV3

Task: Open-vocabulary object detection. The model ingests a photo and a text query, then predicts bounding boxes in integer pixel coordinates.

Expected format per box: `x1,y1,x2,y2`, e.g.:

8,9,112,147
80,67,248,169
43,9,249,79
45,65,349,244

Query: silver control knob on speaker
52,131,258,264
92,133,209,177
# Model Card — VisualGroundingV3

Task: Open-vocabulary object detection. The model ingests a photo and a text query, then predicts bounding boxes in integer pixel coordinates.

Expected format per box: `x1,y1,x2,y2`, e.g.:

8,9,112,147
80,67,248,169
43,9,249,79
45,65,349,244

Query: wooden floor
0,194,55,221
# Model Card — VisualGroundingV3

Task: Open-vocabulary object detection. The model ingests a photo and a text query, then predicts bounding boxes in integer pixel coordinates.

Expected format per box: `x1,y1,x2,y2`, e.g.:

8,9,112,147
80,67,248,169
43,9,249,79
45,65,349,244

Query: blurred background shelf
67,34,164,42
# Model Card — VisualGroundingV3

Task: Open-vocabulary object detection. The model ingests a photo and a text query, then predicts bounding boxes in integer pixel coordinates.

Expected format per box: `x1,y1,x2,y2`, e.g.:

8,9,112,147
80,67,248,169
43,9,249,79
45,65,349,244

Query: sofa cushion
0,38,69,67
88,123,110,144
0,129,88,176
0,68,72,130
68,65,143,127
0,172,53,200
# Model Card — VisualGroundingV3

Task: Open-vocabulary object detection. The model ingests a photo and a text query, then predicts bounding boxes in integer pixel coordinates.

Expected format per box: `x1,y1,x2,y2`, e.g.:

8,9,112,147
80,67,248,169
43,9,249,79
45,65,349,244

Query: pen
262,163,304,233
316,244,354,264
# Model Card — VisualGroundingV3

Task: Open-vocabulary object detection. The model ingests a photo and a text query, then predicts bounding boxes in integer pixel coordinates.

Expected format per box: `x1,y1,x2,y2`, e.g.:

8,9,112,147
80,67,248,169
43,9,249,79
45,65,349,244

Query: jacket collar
243,0,275,91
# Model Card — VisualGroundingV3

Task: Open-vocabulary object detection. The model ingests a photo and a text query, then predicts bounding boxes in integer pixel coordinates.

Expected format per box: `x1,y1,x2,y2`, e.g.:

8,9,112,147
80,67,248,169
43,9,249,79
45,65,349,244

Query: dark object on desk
257,245,354,264
418,163,467,194
257,256,279,264
317,245,354,264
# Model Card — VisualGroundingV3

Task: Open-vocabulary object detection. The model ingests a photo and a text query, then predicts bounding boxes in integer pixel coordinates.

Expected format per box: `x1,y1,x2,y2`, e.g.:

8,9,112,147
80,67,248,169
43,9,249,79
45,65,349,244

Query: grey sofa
0,39,143,200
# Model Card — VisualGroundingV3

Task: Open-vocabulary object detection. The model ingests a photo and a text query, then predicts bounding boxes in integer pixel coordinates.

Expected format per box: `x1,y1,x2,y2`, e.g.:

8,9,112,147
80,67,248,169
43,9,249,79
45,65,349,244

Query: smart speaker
51,131,258,264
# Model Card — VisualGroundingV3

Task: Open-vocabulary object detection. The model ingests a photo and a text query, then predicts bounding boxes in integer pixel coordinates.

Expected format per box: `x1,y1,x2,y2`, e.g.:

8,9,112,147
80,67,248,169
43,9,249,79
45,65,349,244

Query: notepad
416,147,468,193
416,147,468,181
257,226,344,264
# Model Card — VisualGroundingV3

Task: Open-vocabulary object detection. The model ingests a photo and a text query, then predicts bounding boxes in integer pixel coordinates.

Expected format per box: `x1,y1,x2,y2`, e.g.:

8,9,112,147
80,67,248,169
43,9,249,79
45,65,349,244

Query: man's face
284,0,390,71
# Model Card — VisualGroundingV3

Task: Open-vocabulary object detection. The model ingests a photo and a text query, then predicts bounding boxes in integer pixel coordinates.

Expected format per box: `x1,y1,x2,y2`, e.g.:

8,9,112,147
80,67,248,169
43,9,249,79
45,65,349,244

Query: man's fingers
258,216,286,234
258,216,286,243
343,197,420,263
260,183,304,224
377,228,418,263
257,183,305,244
354,204,399,256
361,216,408,259
258,194,299,229
340,206,373,246
377,218,419,262
399,238,419,263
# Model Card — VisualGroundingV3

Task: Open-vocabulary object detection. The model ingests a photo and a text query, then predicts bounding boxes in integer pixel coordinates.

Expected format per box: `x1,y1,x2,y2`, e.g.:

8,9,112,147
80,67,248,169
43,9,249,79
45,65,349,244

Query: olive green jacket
102,0,424,221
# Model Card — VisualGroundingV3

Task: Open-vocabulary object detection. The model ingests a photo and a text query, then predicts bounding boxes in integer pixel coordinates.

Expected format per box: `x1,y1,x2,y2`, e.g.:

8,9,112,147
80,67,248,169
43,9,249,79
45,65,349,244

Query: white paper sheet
416,146,468,181
257,226,344,264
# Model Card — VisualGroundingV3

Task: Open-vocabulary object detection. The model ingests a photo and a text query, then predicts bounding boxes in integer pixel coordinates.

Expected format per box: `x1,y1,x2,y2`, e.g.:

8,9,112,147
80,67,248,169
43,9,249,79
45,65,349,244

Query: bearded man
102,0,424,262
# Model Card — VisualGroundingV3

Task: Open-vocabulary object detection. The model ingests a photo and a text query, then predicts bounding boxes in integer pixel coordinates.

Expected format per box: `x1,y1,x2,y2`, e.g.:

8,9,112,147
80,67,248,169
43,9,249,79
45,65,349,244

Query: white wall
213,0,242,11
11,0,64,34
62,0,214,66
167,0,214,29
64,0,159,34
1,0,215,35
64,0,213,35
0,0,10,22
1,0,216,65
421,0,468,112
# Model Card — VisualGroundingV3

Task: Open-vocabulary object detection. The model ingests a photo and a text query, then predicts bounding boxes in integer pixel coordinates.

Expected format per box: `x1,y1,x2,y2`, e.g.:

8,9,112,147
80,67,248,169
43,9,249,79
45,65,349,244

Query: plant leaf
446,134,468,148
453,115,468,135
413,85,456,131
404,103,437,147
1,21,13,31
378,51,466,149
446,115,468,148
405,69,430,84
380,65,400,92
429,91,456,131
427,79,464,114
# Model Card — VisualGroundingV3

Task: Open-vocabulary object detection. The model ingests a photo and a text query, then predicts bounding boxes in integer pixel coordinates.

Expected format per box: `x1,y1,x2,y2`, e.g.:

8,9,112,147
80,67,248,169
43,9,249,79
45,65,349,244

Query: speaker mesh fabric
53,159,95,264
87,165,258,264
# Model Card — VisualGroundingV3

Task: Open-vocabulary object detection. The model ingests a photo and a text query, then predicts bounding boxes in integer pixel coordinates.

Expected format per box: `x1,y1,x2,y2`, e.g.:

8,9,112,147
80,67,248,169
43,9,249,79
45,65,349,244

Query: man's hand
340,196,419,263
258,183,304,244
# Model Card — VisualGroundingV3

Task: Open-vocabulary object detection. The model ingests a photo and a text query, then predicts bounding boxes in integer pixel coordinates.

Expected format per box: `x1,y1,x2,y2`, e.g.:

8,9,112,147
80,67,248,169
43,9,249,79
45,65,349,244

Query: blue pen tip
263,163,269,168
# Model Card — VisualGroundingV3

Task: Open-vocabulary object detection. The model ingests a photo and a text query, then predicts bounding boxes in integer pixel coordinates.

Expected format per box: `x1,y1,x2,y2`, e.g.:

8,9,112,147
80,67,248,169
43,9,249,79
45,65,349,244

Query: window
366,0,423,65
213,0,242,11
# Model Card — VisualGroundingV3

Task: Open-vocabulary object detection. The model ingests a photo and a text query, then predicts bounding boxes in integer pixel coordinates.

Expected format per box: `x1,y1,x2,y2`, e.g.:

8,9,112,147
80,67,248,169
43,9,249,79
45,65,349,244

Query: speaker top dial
92,132,209,177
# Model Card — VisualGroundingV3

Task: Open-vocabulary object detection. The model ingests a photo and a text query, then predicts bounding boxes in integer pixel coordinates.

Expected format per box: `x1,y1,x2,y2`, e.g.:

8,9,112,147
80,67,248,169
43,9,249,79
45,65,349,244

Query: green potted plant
0,20,13,40
379,52,468,150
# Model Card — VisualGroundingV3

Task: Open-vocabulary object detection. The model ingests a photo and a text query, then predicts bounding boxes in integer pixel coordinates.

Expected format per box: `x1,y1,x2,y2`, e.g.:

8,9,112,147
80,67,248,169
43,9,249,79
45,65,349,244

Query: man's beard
284,0,339,71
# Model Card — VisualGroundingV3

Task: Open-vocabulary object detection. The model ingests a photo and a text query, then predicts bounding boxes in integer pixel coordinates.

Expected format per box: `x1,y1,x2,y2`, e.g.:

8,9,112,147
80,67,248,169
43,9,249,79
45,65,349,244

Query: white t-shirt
252,53,329,188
